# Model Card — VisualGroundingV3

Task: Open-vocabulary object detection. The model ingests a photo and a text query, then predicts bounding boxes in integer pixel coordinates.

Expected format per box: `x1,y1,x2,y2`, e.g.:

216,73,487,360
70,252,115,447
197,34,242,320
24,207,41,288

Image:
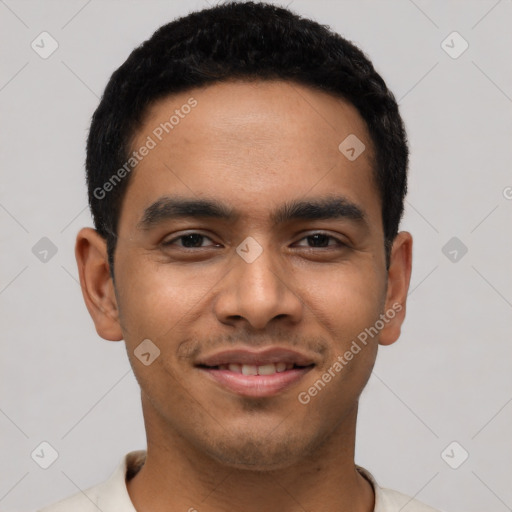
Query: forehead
123,79,381,230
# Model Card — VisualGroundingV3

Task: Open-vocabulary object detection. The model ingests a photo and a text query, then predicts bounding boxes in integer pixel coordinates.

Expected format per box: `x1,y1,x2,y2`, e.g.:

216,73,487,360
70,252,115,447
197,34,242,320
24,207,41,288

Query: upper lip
196,347,317,367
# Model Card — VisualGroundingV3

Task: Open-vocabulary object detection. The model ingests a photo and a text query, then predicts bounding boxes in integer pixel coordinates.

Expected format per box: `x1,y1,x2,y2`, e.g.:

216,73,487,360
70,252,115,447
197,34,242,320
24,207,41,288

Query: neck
127,398,374,512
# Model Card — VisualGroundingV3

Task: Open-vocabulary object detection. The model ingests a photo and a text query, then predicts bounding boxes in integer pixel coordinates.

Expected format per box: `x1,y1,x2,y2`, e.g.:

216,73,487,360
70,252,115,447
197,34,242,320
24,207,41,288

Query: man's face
110,80,394,469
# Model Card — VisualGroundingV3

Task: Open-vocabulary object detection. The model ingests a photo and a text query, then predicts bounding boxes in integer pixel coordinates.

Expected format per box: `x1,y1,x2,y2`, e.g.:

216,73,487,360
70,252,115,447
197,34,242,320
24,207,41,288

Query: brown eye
162,232,218,249
294,233,346,248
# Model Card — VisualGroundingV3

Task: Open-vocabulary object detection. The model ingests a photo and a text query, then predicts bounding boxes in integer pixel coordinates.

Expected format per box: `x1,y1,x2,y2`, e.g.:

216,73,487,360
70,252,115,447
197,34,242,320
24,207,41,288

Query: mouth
195,348,316,398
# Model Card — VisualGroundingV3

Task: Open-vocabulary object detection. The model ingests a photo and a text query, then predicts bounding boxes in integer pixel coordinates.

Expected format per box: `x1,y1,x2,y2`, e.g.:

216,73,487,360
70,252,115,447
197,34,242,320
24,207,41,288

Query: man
39,1,442,511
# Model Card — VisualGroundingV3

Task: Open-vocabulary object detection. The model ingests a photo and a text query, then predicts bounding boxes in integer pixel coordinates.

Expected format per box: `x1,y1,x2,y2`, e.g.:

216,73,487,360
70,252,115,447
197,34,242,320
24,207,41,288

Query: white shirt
38,450,442,512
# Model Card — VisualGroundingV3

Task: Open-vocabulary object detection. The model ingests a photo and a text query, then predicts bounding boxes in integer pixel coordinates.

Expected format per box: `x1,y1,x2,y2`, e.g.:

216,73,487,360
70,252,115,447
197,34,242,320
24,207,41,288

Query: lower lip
199,367,313,398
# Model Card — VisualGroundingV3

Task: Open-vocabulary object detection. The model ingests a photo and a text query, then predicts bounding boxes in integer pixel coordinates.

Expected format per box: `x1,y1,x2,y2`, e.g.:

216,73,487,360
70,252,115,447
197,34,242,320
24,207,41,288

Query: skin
75,80,412,512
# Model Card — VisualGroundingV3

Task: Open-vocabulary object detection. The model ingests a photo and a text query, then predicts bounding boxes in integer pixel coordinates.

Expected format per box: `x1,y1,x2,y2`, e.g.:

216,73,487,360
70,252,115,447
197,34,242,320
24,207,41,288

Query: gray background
1,1,511,511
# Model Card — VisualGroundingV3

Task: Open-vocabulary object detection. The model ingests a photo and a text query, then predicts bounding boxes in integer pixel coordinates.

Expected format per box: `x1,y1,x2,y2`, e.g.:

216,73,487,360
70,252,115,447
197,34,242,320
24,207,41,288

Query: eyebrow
137,195,368,230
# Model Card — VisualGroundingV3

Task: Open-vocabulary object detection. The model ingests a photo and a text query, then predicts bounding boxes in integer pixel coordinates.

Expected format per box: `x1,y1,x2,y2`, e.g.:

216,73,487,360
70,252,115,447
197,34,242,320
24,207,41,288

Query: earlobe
75,227,123,341
379,231,413,346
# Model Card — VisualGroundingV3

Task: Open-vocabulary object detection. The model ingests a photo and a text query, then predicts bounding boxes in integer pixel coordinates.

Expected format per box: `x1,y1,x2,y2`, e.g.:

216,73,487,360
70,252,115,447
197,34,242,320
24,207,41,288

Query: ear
75,227,123,341
379,231,413,346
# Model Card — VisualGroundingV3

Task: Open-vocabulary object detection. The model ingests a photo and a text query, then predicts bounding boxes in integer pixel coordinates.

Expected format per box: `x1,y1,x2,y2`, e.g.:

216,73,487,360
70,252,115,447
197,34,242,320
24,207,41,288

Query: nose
213,242,304,330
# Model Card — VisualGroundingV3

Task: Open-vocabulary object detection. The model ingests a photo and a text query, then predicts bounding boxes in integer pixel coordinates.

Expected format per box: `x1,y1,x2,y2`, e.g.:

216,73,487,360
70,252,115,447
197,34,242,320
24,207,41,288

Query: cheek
115,254,219,340
301,263,386,342
298,269,382,411
116,243,386,351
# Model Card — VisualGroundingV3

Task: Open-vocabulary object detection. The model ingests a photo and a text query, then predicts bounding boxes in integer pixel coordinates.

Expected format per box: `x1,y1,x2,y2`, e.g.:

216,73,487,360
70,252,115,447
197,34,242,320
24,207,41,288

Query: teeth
257,364,276,375
241,364,258,375
214,363,300,375
276,362,287,372
219,363,298,375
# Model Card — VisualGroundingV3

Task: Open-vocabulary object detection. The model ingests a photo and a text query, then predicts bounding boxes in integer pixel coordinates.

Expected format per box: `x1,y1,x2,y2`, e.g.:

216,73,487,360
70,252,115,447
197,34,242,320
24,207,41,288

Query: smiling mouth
196,362,315,397
199,362,313,375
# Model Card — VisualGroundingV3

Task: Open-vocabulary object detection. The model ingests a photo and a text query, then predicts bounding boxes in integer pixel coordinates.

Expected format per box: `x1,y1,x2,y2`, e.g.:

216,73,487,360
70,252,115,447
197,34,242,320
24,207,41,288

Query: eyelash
162,232,348,249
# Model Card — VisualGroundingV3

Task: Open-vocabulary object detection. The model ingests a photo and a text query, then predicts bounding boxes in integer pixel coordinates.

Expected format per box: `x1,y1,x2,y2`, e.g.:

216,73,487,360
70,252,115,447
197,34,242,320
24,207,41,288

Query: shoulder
37,484,105,512
36,450,146,512
356,465,444,512
379,487,443,512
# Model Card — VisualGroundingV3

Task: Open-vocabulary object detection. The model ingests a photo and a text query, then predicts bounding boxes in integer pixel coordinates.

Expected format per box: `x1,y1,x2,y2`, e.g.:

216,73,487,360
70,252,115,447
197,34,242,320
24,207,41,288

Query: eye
294,232,347,249
162,232,219,249
161,231,347,250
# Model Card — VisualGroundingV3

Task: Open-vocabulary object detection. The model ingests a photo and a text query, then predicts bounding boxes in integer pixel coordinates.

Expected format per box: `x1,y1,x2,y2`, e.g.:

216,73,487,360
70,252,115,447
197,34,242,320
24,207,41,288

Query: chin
207,447,300,472
200,429,320,472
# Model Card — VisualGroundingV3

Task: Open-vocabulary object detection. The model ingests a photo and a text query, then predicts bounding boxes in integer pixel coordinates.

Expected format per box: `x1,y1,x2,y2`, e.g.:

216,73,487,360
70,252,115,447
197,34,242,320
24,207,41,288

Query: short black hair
86,0,408,275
